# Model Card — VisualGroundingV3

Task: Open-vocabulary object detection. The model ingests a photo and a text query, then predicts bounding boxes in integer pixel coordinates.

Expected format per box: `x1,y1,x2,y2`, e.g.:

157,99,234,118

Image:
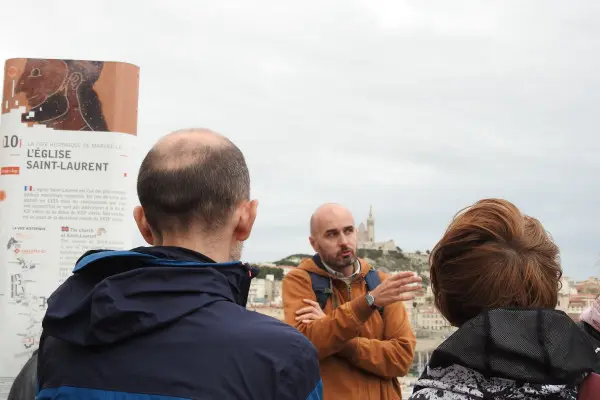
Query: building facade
247,274,282,306
356,206,398,253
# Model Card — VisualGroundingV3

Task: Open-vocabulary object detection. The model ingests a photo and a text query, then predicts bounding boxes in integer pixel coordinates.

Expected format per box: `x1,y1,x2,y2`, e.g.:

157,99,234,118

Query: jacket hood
411,308,597,399
298,254,372,277
42,247,258,347
427,308,595,384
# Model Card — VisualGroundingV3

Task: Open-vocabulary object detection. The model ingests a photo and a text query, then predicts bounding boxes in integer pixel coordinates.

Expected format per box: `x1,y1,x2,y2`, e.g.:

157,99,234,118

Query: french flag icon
24,186,32,191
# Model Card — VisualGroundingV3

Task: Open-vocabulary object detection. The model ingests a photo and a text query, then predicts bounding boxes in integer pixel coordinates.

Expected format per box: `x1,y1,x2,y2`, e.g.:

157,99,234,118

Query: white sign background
0,107,137,400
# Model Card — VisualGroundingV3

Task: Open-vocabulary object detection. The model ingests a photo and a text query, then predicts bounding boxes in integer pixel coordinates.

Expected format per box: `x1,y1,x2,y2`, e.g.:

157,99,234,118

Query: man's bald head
310,203,354,236
152,128,230,165
137,128,250,237
309,203,358,271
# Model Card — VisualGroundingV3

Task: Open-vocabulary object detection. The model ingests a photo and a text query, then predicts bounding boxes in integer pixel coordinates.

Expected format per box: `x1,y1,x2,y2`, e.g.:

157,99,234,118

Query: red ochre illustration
1,166,20,175
2,58,140,135
0,189,6,201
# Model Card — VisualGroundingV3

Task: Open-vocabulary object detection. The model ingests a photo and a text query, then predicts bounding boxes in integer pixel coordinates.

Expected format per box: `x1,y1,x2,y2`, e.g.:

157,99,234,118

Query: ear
233,199,258,242
133,206,154,245
68,72,82,89
309,236,319,252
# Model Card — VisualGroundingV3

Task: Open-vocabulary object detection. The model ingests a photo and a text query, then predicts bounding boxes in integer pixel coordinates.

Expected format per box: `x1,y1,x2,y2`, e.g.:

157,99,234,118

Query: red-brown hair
429,198,562,326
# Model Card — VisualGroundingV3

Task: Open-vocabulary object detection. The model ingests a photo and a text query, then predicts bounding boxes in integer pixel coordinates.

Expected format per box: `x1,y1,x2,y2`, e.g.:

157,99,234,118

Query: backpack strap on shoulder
365,268,384,316
364,268,381,290
308,271,332,311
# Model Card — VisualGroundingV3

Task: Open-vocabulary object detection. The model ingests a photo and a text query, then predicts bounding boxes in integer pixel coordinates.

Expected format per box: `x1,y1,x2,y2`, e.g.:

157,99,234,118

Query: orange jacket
282,257,416,400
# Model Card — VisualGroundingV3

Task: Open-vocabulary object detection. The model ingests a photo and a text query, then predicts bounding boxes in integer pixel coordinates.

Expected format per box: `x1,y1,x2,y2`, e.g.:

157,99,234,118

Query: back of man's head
135,128,252,243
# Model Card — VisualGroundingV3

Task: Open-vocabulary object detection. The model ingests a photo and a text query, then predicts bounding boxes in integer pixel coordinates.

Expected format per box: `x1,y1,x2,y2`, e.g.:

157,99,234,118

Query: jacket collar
131,246,218,263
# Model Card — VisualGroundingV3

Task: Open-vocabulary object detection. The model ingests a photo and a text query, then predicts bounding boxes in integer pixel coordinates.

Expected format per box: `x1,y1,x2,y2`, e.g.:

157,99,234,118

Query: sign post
0,58,140,399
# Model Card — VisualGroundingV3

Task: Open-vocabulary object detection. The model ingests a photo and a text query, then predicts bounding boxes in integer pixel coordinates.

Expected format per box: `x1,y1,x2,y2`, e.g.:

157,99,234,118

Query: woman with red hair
409,199,597,399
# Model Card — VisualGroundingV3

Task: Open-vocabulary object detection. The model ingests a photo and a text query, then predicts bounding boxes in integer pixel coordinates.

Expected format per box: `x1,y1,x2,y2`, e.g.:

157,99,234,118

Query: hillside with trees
356,248,430,286
273,254,312,266
254,266,284,280
271,249,430,286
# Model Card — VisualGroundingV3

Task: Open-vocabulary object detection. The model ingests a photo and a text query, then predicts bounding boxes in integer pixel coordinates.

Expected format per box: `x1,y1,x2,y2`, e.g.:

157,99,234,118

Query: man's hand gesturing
369,271,422,307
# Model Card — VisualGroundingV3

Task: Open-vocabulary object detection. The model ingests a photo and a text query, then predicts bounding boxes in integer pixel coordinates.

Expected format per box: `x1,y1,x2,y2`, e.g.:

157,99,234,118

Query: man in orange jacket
283,203,421,399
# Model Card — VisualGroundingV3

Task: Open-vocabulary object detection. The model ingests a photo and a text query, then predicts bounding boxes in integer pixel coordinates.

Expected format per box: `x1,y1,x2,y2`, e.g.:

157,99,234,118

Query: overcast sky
1,1,599,279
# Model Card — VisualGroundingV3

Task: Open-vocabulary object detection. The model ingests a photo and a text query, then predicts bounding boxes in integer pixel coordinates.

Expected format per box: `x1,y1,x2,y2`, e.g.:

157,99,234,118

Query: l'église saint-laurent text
26,149,109,172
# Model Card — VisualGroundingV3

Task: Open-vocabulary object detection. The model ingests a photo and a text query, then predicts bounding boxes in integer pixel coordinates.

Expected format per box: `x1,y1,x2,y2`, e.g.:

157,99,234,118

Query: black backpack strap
308,271,332,311
365,269,384,316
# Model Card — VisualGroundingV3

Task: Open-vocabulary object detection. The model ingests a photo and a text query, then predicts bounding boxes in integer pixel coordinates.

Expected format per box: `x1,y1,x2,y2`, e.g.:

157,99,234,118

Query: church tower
367,205,375,243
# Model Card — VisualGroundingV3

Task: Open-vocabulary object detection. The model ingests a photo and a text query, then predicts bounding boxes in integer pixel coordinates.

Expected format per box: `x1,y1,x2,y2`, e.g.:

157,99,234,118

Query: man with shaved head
36,129,323,400
283,203,421,399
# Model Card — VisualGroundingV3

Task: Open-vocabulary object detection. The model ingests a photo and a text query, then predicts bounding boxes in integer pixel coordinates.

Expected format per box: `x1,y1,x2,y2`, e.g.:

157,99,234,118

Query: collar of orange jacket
297,254,373,279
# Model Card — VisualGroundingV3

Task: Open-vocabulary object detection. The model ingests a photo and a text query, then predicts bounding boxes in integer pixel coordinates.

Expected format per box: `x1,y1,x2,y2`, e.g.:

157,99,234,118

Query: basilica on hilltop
356,206,398,253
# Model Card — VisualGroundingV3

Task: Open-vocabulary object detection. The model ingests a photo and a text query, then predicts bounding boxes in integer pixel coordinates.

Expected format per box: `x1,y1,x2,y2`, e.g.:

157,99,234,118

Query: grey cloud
1,0,598,278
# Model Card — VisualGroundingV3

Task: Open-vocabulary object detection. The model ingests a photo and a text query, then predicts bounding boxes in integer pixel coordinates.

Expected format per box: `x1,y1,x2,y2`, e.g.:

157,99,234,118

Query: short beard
322,253,356,270
230,241,244,262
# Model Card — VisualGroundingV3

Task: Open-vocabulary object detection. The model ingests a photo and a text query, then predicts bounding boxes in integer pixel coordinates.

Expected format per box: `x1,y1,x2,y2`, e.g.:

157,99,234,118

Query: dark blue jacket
36,246,322,400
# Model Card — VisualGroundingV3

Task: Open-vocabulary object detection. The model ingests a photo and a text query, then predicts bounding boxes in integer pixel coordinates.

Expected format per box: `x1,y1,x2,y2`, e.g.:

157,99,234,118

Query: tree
273,254,312,266
256,266,284,280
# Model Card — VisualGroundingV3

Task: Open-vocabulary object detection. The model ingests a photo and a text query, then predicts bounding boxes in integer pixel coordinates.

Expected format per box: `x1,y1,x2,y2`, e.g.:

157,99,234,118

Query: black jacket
410,308,597,399
7,350,37,400
37,246,323,400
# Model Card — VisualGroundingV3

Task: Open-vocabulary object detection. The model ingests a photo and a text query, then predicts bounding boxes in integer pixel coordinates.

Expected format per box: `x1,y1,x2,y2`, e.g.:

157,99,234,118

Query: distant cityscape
245,207,600,383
